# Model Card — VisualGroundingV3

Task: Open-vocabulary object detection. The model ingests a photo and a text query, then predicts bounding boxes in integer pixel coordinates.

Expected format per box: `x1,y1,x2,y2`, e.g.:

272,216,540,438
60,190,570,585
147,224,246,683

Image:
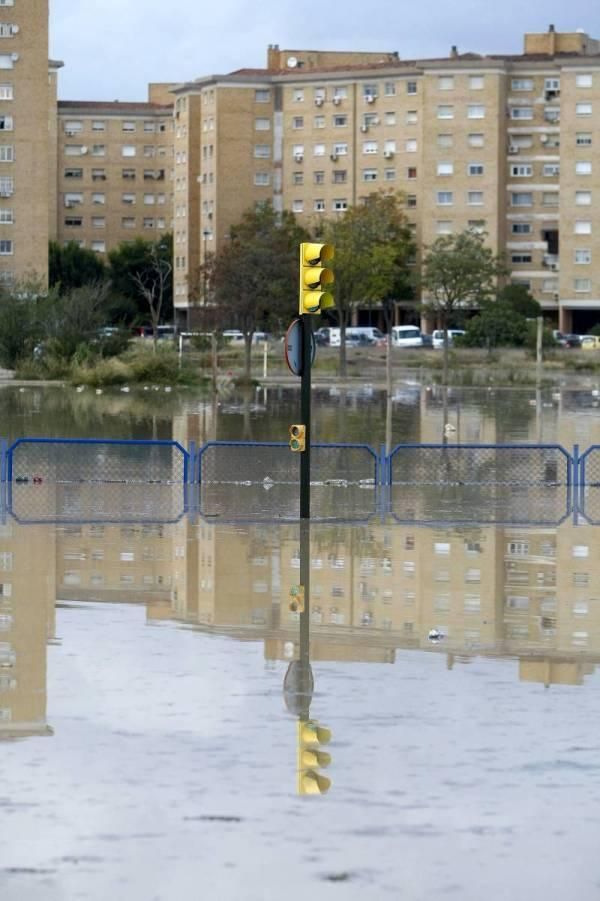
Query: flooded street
2,382,600,899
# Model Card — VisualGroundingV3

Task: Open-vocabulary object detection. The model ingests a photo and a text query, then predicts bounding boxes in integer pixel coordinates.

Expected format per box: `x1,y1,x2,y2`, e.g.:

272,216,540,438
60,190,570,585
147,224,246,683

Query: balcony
543,254,559,270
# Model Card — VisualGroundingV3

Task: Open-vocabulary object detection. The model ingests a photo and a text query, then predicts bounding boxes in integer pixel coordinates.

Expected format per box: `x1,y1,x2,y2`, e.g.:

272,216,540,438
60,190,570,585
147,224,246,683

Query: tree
41,281,112,361
321,192,415,377
204,203,309,377
49,241,106,291
108,234,173,326
130,243,173,352
421,230,507,384
0,279,48,369
461,285,541,350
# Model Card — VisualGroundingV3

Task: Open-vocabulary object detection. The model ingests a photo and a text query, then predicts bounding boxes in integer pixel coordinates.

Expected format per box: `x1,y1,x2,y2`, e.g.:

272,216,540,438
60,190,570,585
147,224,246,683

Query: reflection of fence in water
389,444,571,524
198,441,378,522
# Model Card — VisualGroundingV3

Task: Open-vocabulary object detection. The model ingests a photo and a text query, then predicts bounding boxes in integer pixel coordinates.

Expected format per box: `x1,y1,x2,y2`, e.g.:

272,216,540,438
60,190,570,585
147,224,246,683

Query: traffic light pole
300,313,313,521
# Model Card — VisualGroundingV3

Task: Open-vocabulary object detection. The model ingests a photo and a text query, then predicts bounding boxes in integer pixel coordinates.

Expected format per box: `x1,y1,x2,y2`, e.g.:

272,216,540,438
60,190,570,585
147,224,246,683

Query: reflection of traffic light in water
283,520,332,795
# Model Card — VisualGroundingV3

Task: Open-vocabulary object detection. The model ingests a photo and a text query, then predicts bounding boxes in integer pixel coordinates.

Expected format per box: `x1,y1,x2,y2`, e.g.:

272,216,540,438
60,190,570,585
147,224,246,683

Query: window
468,219,486,233
293,89,304,102
438,76,454,90
404,110,417,125
313,171,324,184
64,167,82,179
333,86,347,99
576,191,592,205
254,172,270,186
437,105,454,119
575,278,592,292
333,198,347,211
143,193,156,205
467,191,483,205
121,193,136,205
575,220,592,234
511,164,532,177
333,142,348,155
292,116,303,129
314,199,325,212
543,163,560,176
542,191,559,207
437,161,453,176
468,163,484,176
255,89,270,102
0,54,14,69
573,544,589,557
333,170,347,183
576,161,592,175
292,199,303,213
436,191,453,205
0,238,11,253
121,168,135,180
405,139,417,152
313,115,325,128
512,223,531,234
407,194,417,208
575,249,591,264
363,141,378,154
121,145,136,157
512,78,533,91
468,104,485,119
0,174,12,195
468,133,484,148
254,144,270,158
576,73,593,88
542,278,558,293
437,133,453,148
511,107,533,119
363,84,377,99
122,121,136,133
576,132,592,146
576,102,592,116
313,143,325,157
469,75,484,90
65,144,86,156
511,253,532,264
91,216,105,228
0,208,12,223
63,217,82,228
511,192,532,207
510,134,532,149
91,240,106,253
91,168,106,180
333,115,347,127
436,220,452,234
292,171,303,185
143,121,155,133
384,168,395,181
91,192,105,204
406,81,417,94
384,81,396,96
0,114,11,130
0,83,11,100
254,117,270,131
121,217,136,228
407,166,417,179
363,168,377,182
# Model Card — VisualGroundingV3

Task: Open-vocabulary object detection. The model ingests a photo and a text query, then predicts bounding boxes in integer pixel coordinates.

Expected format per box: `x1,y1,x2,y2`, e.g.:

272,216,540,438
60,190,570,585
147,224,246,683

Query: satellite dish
287,56,298,68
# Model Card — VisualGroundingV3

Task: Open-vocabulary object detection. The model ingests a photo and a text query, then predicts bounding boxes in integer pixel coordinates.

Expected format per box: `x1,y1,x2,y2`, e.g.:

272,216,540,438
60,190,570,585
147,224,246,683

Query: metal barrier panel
8,438,188,523
198,441,377,522
580,446,600,524
389,444,571,525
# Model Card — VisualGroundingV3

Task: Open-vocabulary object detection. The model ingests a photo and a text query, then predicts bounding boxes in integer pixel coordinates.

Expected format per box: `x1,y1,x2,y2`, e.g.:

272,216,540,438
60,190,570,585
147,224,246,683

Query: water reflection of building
0,524,55,739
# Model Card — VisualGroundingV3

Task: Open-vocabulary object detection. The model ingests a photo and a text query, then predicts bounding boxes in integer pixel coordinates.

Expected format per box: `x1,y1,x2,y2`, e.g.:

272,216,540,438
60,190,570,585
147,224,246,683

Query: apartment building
167,27,600,333
0,0,54,289
55,97,173,256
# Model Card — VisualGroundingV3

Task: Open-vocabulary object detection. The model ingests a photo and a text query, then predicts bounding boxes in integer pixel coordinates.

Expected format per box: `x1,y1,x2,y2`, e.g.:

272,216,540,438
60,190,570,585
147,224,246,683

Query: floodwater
2,382,600,899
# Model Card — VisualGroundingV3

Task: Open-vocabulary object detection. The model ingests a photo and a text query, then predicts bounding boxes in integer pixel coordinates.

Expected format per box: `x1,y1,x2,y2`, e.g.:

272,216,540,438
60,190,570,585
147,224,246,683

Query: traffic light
289,424,306,452
299,243,334,315
297,718,332,795
289,584,305,613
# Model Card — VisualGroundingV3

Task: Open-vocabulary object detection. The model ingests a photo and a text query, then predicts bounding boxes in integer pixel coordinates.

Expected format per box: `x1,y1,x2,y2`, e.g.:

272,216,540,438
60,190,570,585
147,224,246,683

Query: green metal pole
300,314,312,520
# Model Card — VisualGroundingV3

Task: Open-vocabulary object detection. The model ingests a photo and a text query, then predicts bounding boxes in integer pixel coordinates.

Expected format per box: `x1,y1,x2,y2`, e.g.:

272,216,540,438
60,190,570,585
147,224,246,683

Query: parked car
432,329,466,349
222,329,245,345
581,335,600,350
391,325,428,349
564,333,582,348
552,330,580,348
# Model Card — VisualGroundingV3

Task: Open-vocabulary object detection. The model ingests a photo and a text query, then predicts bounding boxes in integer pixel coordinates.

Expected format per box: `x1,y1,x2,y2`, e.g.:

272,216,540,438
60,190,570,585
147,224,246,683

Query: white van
391,325,424,348
432,329,466,349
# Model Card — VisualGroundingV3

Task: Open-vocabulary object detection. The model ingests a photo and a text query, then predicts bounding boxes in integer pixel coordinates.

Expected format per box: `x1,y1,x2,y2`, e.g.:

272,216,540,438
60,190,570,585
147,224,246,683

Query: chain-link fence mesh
390,444,571,524
198,442,377,521
580,447,600,523
7,439,187,523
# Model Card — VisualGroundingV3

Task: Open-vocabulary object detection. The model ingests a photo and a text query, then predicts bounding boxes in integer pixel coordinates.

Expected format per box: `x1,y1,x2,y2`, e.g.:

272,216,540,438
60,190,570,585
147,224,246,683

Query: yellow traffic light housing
289,424,306,452
297,718,332,795
289,584,305,613
299,243,334,315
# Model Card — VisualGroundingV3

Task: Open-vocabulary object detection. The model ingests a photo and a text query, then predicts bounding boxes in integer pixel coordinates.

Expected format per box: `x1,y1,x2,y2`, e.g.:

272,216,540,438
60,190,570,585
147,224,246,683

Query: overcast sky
50,0,600,102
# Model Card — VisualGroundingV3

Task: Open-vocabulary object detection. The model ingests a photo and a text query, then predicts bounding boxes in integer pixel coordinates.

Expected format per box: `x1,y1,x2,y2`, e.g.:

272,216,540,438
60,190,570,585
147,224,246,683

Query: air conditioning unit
551,262,559,271
65,129,77,136
508,144,519,154
314,97,324,107
332,96,341,106
10,52,18,62
383,150,394,159
10,25,19,35
80,146,88,154
330,153,338,162
294,153,304,162
365,94,376,103
540,134,549,144
372,117,380,125
360,124,369,133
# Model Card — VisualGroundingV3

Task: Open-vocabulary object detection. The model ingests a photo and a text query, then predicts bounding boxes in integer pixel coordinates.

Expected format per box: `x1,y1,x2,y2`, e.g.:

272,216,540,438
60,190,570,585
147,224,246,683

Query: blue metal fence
2,435,600,524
